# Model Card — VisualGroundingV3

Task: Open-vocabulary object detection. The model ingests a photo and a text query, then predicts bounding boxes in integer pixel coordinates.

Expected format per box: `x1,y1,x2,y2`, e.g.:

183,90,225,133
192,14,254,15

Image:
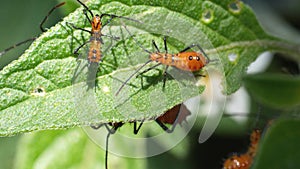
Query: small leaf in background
244,73,300,109
252,118,300,169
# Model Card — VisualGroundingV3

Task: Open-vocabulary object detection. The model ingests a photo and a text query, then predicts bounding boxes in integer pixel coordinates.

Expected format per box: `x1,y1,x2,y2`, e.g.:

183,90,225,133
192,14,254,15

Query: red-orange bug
91,103,191,169
0,2,65,57
136,103,191,133
246,129,261,157
223,154,252,169
68,0,140,66
222,129,261,169
70,0,140,91
115,26,211,95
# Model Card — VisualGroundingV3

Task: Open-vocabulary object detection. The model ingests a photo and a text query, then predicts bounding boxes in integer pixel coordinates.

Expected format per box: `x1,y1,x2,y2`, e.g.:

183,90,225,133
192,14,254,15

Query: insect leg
155,119,173,133
163,36,168,54
162,36,171,89
152,40,160,52
73,40,90,55
66,22,92,34
90,123,105,129
155,110,181,133
180,44,210,62
133,120,145,134
105,131,111,169
162,65,169,90
179,44,200,52
137,63,162,77
66,22,92,54
103,123,123,169
115,60,153,96
90,122,123,169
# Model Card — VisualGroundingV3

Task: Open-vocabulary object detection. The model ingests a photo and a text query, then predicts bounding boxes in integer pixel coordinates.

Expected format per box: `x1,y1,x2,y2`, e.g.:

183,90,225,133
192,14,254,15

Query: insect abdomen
88,40,101,64
150,52,207,71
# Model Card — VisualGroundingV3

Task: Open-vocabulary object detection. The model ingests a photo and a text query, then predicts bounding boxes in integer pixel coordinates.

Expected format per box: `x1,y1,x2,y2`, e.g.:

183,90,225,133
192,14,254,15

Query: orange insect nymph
156,104,191,126
223,154,252,169
222,129,262,169
115,27,212,95
70,0,140,65
88,14,102,64
247,129,261,157
150,52,208,71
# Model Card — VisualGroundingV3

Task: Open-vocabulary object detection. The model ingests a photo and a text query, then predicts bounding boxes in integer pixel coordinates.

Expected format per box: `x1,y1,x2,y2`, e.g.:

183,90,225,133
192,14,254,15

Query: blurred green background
0,0,78,69
0,0,300,169
0,0,74,168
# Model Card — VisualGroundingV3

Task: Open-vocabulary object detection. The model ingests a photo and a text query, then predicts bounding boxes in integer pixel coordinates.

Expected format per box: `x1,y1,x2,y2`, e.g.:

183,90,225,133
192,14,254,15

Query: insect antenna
0,38,36,57
115,23,155,96
115,59,153,96
40,2,66,32
101,14,142,28
0,2,65,57
122,24,152,54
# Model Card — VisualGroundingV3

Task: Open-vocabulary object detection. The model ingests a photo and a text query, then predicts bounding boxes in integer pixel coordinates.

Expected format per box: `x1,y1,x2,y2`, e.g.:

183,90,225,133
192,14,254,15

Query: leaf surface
1,0,299,136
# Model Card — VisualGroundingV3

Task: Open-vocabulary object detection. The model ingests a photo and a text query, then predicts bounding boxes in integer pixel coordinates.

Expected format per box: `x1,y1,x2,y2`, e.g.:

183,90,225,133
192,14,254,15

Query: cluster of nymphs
1,1,212,169
223,129,261,169
66,1,213,168
69,0,212,168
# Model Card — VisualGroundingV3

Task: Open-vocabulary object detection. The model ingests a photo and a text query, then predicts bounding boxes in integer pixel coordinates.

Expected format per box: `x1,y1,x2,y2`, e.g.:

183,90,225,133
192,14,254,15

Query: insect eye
196,56,200,61
188,56,193,60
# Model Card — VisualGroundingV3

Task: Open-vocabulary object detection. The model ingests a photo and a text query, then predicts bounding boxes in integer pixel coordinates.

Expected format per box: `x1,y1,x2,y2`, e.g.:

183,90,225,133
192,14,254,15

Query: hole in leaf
228,1,241,14
201,10,214,23
31,87,46,96
228,53,238,62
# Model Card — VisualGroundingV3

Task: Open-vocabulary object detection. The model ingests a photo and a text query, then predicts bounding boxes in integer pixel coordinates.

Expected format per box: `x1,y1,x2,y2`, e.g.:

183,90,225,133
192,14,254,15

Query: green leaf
0,0,300,136
243,73,300,109
14,128,146,169
0,136,19,169
252,118,300,169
